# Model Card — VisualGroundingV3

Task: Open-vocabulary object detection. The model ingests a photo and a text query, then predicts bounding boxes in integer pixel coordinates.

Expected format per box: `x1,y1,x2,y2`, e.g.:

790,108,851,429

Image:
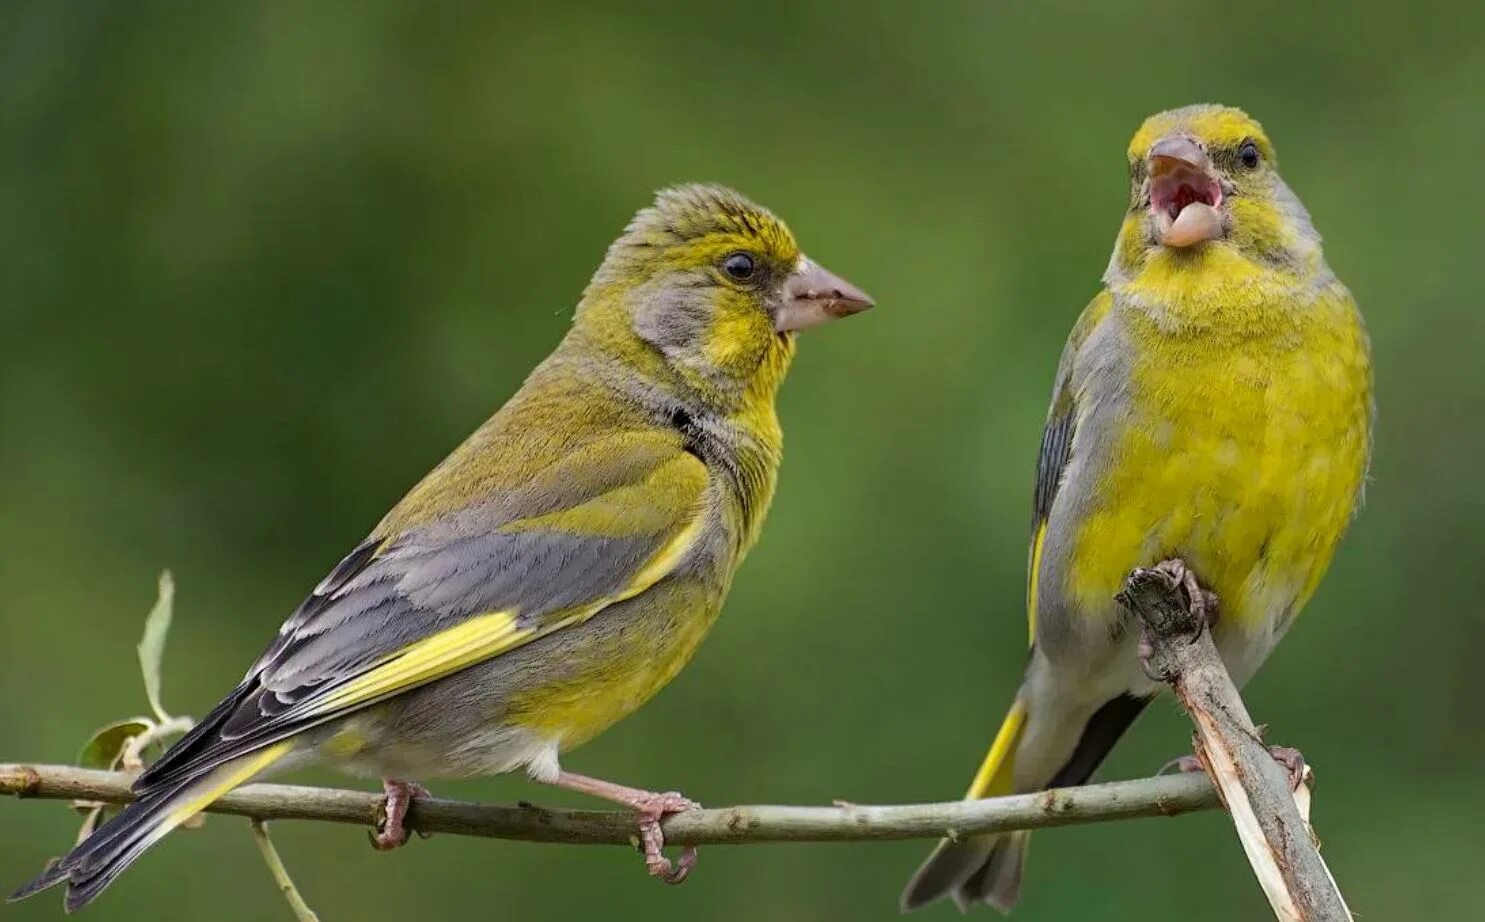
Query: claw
1159,754,1206,775
1159,747,1308,791
1268,746,1308,790
1138,558,1220,681
1152,558,1219,631
371,779,429,851
548,772,701,884
630,791,699,884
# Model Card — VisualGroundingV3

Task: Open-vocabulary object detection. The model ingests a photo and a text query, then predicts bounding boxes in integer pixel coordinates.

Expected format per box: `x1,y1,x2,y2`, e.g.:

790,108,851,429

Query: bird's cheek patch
704,308,772,370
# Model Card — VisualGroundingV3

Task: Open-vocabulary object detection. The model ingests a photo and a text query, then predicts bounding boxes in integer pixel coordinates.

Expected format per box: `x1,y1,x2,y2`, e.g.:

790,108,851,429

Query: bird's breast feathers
1061,279,1371,633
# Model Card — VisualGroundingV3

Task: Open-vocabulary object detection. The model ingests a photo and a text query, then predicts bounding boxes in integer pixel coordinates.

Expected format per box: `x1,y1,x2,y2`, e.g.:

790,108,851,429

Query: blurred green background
3,1,1483,919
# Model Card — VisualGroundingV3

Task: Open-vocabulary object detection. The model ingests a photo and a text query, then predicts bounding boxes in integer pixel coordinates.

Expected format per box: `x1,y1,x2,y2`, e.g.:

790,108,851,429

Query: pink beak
773,257,874,332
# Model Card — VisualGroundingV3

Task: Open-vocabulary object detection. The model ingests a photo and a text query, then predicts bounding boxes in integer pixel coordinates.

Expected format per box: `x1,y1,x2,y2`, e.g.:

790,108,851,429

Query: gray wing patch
134,534,384,789
1032,406,1075,532
137,522,659,789
257,524,654,692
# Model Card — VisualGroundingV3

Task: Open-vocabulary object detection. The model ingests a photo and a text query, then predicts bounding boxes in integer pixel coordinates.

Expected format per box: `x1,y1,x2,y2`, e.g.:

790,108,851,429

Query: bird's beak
774,257,874,333
1148,135,1225,248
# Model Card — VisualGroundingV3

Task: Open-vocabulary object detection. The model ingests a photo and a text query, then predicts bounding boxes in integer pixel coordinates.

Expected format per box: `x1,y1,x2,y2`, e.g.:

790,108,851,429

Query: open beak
1148,135,1225,248
774,257,874,333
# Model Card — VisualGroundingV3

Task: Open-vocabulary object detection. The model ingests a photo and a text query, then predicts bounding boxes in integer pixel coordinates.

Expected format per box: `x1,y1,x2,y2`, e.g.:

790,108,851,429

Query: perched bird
902,105,1372,913
14,184,872,911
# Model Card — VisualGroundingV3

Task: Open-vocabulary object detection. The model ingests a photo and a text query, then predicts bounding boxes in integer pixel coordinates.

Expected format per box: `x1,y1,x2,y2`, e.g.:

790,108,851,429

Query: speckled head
581,185,872,405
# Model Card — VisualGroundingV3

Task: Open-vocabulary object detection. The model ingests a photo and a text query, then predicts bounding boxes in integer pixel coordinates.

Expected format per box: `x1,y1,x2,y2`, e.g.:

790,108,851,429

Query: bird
901,105,1372,913
12,183,872,912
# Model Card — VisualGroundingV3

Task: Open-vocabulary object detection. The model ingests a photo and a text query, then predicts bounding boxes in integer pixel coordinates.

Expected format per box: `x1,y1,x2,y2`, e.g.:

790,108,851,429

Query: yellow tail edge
162,741,292,829
965,698,1028,800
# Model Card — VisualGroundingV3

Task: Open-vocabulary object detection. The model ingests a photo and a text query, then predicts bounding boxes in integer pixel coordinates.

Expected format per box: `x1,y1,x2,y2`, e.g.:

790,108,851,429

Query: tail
901,693,1149,914
10,743,290,911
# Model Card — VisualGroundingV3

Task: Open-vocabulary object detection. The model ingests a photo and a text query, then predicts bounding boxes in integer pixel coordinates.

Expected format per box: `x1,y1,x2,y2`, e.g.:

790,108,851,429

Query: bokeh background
4,1,1483,920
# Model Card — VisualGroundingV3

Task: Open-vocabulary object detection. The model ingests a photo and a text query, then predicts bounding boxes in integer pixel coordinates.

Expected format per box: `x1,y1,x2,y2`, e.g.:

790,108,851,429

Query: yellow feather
1065,285,1369,630
312,611,530,713
966,698,1028,799
322,726,367,758
1026,523,1047,644
623,508,708,594
1128,105,1274,164
165,741,292,826
309,509,710,719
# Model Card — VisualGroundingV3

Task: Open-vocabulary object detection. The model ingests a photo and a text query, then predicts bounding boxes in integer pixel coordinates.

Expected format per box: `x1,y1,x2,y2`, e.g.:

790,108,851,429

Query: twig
2,762,1218,846
1117,564,1352,922
250,820,320,922
119,715,195,772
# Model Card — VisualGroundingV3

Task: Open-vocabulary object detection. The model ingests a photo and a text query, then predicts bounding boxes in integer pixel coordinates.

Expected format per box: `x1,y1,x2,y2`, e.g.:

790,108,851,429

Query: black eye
721,252,756,281
1238,140,1261,169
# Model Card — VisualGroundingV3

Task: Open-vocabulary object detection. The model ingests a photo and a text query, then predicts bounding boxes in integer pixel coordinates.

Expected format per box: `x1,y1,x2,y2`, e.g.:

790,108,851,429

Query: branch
1117,564,1352,922
2,762,1218,846
250,820,320,922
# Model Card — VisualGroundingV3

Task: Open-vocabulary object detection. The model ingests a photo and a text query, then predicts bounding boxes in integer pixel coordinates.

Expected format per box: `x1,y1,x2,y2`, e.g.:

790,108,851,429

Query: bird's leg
547,771,699,884
1159,746,1308,790
1266,745,1308,790
1137,557,1220,680
371,778,430,851
1159,753,1207,775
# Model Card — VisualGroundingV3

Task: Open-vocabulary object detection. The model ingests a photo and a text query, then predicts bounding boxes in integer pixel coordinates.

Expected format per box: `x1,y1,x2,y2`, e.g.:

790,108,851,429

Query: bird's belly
1063,344,1365,647
308,577,727,780
501,577,725,752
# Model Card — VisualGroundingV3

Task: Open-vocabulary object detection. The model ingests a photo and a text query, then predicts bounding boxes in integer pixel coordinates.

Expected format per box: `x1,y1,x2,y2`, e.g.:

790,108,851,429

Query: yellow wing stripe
313,611,531,713
966,698,1029,799
1026,522,1047,644
306,510,710,720
621,510,707,599
164,741,293,826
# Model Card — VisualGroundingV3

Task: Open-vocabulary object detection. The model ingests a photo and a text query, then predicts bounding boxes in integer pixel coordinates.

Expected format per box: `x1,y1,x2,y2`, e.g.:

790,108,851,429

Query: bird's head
579,184,871,406
1110,105,1322,279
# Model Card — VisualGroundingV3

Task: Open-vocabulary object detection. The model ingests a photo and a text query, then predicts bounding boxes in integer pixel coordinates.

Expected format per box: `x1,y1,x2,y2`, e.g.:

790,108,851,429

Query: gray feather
139,429,709,790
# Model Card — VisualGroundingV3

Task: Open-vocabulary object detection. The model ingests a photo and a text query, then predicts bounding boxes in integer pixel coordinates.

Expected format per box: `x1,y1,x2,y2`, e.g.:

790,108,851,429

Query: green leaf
138,570,175,722
76,718,153,770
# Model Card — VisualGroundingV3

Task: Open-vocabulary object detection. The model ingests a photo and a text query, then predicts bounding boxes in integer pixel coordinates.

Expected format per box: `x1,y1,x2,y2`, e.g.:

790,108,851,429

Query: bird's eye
1238,140,1261,169
721,252,756,281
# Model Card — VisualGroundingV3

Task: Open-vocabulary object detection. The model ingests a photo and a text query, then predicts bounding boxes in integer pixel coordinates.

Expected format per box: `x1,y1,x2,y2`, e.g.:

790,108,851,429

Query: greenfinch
902,105,1372,913
14,184,871,911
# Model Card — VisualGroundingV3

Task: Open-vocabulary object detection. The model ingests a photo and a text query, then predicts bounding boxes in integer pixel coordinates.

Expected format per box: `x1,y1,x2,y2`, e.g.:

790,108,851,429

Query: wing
1026,291,1112,641
139,427,710,789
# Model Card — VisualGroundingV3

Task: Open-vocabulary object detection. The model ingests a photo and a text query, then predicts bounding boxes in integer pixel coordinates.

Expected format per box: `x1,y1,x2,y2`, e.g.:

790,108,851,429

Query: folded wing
139,430,710,791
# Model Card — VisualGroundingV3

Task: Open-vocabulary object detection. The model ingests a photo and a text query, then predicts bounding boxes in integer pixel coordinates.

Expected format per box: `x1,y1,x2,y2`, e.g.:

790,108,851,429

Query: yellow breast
504,578,723,750
1068,271,1371,630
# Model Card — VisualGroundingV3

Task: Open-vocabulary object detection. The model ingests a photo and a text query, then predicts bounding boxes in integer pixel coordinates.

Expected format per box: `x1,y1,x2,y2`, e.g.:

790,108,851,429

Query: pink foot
1152,558,1220,627
1160,754,1207,775
630,791,700,884
1268,746,1308,790
1160,747,1307,789
371,778,429,851
548,771,700,884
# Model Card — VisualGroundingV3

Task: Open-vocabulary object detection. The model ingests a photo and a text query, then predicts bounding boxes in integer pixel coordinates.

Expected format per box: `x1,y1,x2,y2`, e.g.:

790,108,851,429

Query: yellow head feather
575,184,803,411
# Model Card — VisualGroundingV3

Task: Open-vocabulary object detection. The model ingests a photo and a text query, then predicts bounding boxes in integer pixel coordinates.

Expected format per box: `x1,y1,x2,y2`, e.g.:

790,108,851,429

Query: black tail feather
9,781,190,911
905,693,1153,913
1047,693,1151,789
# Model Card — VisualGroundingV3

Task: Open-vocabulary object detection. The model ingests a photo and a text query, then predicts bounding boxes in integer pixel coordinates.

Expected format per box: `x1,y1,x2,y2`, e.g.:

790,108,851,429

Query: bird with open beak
903,105,1372,913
